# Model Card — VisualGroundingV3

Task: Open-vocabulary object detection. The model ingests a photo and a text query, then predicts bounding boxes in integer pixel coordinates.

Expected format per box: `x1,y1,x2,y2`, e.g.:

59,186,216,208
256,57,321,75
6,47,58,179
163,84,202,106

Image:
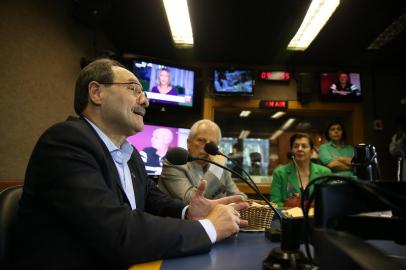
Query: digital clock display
259,71,290,81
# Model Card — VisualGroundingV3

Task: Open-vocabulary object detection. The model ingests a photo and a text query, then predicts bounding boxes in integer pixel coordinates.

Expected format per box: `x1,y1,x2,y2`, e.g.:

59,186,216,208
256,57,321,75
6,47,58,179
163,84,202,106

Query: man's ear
187,138,192,149
88,81,103,105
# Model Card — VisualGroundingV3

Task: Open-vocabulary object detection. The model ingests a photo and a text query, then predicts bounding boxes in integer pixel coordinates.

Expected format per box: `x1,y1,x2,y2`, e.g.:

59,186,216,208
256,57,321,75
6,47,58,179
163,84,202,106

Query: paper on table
282,207,314,218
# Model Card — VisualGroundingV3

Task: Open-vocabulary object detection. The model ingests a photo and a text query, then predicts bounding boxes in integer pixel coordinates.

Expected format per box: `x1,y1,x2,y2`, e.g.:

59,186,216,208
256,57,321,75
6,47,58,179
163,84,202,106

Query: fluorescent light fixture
287,0,340,51
270,129,284,141
281,118,296,130
269,118,295,141
240,110,251,117
271,111,286,119
162,0,194,47
238,130,250,139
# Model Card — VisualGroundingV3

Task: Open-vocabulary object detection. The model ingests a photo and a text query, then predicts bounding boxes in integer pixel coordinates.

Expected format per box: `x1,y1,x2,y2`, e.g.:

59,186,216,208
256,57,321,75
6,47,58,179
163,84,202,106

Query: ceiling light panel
287,0,340,51
163,0,194,47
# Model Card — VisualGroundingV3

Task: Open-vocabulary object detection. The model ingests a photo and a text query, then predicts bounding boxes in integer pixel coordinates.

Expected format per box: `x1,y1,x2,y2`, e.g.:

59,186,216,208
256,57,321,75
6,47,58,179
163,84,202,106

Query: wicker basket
239,200,276,231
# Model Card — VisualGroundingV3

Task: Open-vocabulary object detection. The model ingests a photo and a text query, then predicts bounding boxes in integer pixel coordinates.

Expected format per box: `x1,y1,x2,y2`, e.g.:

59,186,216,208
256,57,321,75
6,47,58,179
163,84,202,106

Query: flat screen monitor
213,69,254,95
320,72,362,102
132,60,195,107
127,124,190,175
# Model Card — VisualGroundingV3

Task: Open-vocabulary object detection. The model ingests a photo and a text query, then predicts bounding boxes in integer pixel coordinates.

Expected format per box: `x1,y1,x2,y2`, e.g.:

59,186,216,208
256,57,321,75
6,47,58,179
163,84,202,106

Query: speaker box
296,73,317,104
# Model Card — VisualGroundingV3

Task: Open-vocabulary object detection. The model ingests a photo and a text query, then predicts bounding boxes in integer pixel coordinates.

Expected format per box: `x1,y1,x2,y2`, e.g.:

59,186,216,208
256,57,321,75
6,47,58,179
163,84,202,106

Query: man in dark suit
13,59,247,269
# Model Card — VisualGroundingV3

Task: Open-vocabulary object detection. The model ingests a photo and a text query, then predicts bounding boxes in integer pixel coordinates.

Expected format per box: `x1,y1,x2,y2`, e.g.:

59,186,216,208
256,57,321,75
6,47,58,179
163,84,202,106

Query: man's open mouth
132,108,145,117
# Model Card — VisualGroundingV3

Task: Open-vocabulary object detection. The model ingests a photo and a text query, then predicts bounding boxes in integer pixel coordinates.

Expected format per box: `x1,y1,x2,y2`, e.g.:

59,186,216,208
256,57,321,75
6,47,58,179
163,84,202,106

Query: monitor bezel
212,68,255,96
129,58,202,113
319,71,363,102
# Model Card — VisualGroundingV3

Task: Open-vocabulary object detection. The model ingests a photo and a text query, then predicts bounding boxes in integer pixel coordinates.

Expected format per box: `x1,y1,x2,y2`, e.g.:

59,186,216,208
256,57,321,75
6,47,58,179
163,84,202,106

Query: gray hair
188,119,222,142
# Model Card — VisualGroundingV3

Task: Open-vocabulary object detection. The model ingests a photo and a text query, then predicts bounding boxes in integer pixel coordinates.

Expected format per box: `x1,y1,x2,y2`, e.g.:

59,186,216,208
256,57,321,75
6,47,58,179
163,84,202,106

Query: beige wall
0,0,113,179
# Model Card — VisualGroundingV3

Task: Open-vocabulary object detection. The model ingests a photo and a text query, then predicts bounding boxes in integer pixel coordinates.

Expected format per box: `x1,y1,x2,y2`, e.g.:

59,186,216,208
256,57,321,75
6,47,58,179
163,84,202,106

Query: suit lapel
310,163,322,178
75,117,129,206
187,162,203,187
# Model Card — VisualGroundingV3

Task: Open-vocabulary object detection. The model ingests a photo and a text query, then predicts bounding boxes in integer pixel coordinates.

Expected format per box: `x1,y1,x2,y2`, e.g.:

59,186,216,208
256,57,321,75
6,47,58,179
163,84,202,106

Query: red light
260,100,288,109
275,101,286,107
259,71,290,81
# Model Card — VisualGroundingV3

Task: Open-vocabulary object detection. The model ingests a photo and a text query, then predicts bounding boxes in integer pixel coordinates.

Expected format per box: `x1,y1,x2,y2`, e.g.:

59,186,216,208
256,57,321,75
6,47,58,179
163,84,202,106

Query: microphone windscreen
165,147,190,165
287,151,295,160
204,142,219,155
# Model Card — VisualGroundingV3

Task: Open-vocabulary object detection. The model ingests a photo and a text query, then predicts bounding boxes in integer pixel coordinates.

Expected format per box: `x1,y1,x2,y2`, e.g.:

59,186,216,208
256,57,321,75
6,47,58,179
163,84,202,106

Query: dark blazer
13,117,211,270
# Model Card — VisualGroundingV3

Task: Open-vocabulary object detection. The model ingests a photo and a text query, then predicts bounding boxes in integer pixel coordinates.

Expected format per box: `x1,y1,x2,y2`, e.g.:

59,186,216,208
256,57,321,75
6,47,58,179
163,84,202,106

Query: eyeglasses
99,82,148,100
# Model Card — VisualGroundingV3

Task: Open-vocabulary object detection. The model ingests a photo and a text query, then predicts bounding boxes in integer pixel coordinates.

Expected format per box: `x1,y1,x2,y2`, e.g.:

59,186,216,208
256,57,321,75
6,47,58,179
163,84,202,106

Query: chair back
0,185,23,268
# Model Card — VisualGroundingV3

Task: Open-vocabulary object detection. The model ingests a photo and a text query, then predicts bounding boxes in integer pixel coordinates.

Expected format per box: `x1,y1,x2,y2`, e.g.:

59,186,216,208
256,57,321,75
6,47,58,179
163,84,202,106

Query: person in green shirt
318,122,354,177
270,133,331,208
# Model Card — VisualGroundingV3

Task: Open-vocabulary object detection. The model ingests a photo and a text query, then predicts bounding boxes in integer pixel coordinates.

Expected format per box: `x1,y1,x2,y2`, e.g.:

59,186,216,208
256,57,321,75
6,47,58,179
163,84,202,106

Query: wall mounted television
132,60,195,107
213,69,254,96
127,124,190,175
320,72,362,102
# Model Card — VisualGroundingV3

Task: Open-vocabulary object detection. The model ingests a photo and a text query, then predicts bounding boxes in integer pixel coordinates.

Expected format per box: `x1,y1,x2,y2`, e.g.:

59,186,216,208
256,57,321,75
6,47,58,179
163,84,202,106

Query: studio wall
0,0,114,179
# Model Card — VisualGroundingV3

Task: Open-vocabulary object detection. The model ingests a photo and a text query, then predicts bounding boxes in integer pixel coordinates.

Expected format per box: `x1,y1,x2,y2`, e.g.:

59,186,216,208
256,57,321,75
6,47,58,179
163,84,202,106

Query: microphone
287,151,305,194
204,142,222,156
205,142,252,177
165,147,196,165
286,151,295,160
165,146,282,221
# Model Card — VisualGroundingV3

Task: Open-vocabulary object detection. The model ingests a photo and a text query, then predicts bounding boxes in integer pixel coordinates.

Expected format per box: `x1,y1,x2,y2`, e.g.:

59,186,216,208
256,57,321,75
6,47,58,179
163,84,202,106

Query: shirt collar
84,117,134,164
328,140,343,148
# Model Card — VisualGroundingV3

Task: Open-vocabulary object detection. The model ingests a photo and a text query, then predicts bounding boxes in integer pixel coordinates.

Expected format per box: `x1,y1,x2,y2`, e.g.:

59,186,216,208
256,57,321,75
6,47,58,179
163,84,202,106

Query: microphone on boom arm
165,146,281,220
287,151,305,196
166,146,314,270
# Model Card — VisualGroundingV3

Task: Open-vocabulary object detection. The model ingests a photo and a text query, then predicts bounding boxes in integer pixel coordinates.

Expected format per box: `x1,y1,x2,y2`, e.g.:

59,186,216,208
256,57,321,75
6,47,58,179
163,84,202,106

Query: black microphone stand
289,153,305,196
198,148,314,270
